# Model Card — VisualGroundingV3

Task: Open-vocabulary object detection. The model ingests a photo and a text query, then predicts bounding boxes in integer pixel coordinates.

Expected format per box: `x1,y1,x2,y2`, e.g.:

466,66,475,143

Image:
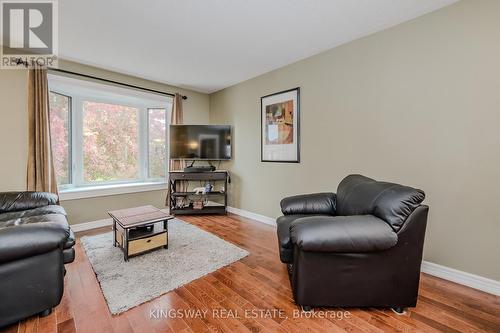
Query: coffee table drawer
128,232,167,256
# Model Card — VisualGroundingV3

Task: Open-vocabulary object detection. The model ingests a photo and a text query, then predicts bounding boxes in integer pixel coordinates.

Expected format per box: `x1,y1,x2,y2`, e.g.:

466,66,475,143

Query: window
148,108,167,179
82,101,140,183
48,75,171,196
49,92,71,185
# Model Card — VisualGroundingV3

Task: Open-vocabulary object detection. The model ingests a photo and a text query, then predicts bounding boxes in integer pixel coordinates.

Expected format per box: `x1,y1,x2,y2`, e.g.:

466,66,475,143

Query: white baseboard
421,261,500,296
227,206,500,296
227,206,276,226
71,218,112,232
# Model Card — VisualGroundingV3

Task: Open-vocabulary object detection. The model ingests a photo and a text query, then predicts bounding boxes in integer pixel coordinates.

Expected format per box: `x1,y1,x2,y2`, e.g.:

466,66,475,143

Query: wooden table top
108,205,173,228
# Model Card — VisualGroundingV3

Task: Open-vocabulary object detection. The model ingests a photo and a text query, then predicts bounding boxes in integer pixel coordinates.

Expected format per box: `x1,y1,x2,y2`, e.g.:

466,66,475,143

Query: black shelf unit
168,171,228,215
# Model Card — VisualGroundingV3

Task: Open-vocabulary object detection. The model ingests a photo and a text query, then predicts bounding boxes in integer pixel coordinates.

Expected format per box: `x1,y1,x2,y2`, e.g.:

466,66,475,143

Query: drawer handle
147,239,152,243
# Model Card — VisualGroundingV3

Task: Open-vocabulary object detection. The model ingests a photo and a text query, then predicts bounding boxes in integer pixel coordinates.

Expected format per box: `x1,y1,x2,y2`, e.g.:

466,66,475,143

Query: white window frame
48,74,172,200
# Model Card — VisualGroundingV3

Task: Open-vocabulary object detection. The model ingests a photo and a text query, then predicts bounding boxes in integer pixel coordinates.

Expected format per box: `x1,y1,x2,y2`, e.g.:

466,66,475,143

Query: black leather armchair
0,192,75,327
277,175,428,312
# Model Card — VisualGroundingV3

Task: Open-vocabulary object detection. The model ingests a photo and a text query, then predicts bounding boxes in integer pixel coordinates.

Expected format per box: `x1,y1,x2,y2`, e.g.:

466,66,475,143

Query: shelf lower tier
171,191,225,197
172,206,226,215
127,224,166,241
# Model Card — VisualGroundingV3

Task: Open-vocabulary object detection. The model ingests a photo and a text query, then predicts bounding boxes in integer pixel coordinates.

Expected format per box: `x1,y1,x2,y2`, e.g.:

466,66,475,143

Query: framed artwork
261,87,300,162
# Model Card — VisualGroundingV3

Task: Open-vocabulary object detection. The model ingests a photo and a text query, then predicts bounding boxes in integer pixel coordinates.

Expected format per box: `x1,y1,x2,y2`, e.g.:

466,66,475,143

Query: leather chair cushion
336,174,425,231
0,206,74,262
277,214,328,263
280,193,336,215
277,214,327,250
0,192,58,213
0,212,70,231
290,215,398,253
0,205,66,223
63,247,75,264
64,229,75,249
0,222,70,264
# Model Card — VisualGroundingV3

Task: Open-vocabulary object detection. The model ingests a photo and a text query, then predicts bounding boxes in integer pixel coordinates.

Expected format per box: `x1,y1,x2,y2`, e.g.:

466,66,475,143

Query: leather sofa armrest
290,215,398,253
0,223,68,264
0,192,58,213
280,192,336,215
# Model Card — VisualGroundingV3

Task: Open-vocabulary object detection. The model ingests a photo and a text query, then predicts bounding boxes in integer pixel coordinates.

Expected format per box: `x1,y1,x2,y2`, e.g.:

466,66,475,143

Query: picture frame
261,87,300,163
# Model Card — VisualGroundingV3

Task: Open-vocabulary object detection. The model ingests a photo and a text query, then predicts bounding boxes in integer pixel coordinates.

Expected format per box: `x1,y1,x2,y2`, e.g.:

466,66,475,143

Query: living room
0,0,499,332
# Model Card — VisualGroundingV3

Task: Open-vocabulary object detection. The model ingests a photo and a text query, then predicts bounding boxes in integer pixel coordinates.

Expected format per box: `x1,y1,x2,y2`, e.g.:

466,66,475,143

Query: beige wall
0,60,210,225
0,70,29,190
210,0,500,280
60,191,168,225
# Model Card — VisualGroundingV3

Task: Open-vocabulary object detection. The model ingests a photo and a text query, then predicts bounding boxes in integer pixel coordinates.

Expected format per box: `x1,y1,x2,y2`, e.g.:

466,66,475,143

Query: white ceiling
59,0,458,93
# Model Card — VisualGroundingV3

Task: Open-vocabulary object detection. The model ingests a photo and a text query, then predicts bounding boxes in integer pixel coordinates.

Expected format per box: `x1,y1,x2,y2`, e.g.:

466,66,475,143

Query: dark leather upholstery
290,215,397,252
280,192,336,216
276,175,428,310
0,249,64,328
0,192,58,213
63,229,76,263
291,206,428,308
65,229,76,248
0,222,69,264
63,247,75,264
336,174,425,231
0,191,74,328
276,214,326,263
0,205,66,223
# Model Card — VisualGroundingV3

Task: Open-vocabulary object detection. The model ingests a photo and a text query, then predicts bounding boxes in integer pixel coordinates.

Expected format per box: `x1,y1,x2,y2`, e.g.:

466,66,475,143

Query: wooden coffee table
108,205,173,261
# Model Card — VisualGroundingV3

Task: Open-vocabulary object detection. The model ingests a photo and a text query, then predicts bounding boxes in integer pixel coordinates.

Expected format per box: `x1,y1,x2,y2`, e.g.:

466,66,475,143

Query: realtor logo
1,0,58,68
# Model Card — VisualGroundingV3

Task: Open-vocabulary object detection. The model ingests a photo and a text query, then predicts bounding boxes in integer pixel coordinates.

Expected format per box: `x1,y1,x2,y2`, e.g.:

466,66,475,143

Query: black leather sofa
0,192,75,327
277,175,428,312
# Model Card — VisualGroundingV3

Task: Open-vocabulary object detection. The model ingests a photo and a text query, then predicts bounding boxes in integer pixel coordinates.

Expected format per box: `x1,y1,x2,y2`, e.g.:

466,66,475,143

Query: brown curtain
26,65,59,196
166,93,187,205
169,93,186,174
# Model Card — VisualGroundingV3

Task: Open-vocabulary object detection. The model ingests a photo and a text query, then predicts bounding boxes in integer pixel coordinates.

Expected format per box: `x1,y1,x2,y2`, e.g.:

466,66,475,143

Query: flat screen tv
170,125,231,160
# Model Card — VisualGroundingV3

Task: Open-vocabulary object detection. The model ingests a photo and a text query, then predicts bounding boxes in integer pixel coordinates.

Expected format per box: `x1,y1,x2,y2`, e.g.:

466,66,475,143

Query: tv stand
168,170,228,215
184,161,216,172
183,165,216,172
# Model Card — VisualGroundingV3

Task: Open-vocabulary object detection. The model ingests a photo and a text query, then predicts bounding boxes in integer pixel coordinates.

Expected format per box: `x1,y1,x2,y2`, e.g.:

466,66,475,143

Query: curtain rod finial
182,95,187,100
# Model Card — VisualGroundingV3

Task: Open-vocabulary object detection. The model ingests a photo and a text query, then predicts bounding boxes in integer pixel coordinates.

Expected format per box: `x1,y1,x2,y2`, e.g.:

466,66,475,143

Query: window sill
59,182,167,201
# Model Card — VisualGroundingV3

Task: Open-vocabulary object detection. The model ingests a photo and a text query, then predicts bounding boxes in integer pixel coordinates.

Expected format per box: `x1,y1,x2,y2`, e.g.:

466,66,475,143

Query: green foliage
148,109,166,179
83,101,139,182
49,93,70,185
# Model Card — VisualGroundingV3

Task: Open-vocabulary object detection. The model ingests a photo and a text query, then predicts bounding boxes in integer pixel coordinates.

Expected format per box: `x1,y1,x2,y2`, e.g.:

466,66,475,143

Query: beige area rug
81,218,249,314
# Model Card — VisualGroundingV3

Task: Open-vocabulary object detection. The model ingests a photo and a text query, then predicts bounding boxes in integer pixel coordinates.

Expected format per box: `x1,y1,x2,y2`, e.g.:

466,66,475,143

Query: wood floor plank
349,309,399,333
373,308,444,333
411,298,487,333
107,315,134,333
18,317,37,333
217,297,265,333
174,287,232,333
1,213,499,333
408,311,463,333
418,287,500,326
37,311,57,333
56,319,76,333
418,295,500,333
322,310,376,333
147,292,190,333
168,291,210,333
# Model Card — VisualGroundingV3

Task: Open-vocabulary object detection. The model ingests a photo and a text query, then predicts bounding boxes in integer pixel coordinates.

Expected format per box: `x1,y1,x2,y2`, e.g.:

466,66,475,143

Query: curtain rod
48,67,187,100
12,59,187,100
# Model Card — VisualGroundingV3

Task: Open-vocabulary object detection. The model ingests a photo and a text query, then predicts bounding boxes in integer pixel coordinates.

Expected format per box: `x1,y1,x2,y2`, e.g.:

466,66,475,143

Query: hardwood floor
2,213,499,333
